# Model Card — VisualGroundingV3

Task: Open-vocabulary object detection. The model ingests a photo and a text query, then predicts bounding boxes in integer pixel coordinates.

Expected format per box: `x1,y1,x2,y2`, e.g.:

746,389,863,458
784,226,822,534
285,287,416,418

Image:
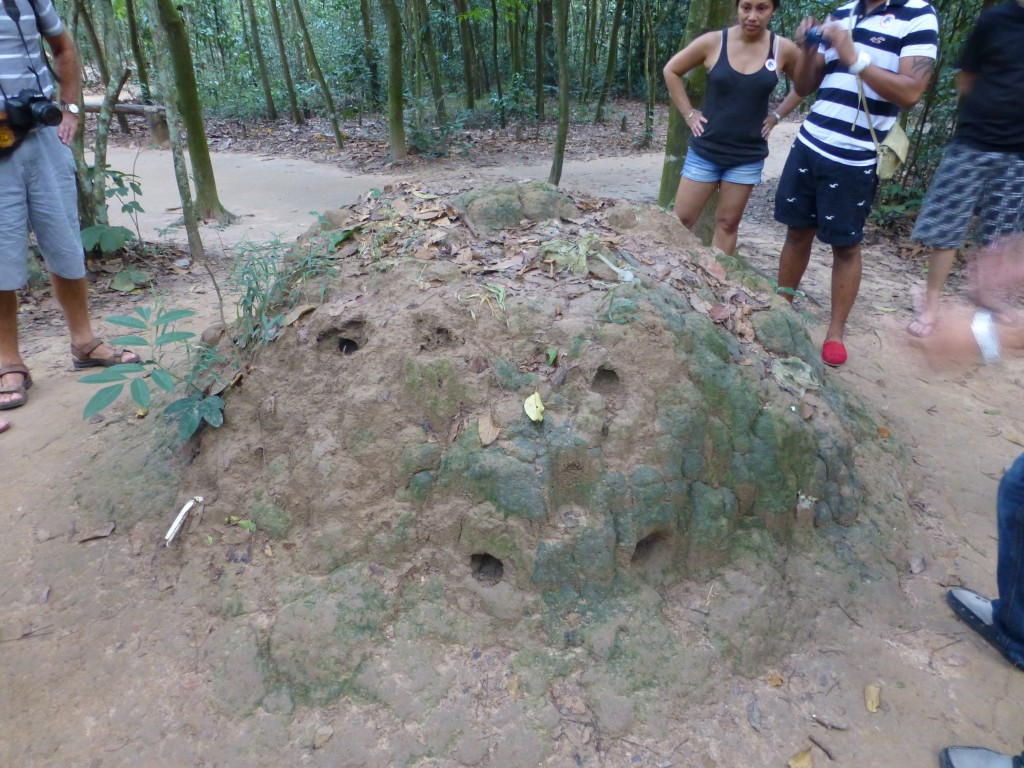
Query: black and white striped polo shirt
0,0,62,101
799,0,939,167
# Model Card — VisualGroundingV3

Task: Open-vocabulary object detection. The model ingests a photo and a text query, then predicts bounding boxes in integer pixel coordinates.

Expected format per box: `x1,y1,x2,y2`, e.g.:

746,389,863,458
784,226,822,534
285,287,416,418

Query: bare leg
827,243,862,344
673,177,718,232
777,226,816,302
0,290,27,408
908,247,956,337
50,274,138,363
712,181,755,255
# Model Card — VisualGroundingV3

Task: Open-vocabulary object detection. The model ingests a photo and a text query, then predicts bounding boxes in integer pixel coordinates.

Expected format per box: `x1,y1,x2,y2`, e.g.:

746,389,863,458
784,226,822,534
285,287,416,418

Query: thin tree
414,0,447,125
244,0,277,119
453,0,477,109
360,0,381,108
290,0,344,148
269,0,304,124
594,0,625,121
149,0,234,222
380,0,407,160
548,0,569,185
489,0,505,127
124,0,151,100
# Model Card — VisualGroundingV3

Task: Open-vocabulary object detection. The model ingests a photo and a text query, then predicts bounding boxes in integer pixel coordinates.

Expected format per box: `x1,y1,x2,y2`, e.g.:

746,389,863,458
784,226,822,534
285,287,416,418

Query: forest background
63,0,993,256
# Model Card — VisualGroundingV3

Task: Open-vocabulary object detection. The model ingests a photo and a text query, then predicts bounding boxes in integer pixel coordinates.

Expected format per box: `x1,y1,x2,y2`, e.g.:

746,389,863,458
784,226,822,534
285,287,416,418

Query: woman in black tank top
664,0,801,254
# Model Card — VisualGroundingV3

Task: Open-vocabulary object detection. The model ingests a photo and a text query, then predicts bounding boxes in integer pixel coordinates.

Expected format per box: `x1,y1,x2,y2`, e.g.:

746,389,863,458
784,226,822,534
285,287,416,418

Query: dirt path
3,123,1023,766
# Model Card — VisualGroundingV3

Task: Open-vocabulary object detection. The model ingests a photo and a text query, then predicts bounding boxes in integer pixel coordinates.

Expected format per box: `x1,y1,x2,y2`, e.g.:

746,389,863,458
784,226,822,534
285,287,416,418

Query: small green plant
230,238,338,349
224,515,257,533
80,304,228,440
80,168,146,256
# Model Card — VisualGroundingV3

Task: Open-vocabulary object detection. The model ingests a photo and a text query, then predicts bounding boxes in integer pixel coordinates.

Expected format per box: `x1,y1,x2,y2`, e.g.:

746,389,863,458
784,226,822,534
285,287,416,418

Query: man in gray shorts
1,0,138,421
907,0,1024,338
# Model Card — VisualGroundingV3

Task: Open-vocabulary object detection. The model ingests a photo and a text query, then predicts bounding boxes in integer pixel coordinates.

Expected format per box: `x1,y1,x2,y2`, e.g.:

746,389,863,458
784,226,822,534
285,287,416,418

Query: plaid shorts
912,142,1024,249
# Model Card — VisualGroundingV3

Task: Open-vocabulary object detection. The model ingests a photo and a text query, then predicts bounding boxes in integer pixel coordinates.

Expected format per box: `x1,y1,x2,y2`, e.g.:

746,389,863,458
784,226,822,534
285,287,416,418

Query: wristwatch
60,102,80,115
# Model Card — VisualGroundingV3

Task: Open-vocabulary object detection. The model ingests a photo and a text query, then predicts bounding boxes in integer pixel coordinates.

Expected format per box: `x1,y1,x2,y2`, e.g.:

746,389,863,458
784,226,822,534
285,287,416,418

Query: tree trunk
453,0,476,109
124,0,151,100
548,0,569,185
245,0,277,119
640,0,655,147
533,1,544,120
657,0,733,209
151,0,234,222
149,9,205,259
414,0,447,125
489,0,505,127
360,0,381,108
269,0,304,124
595,0,625,121
380,0,407,160
290,0,344,148
96,0,133,133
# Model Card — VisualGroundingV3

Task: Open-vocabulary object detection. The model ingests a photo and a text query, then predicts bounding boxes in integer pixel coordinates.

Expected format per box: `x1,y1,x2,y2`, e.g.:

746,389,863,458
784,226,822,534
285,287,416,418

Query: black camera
804,26,831,48
5,89,63,129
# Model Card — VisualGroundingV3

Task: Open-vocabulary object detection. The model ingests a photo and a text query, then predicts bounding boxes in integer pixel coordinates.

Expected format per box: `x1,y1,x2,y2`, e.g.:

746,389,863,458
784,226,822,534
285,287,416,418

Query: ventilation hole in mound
471,553,504,586
316,320,368,356
592,366,622,396
420,326,456,351
631,531,671,567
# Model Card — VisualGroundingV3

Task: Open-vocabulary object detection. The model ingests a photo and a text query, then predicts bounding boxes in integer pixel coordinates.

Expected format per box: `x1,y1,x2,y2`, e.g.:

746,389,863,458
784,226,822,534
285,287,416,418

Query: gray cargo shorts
0,127,84,290
912,142,1024,250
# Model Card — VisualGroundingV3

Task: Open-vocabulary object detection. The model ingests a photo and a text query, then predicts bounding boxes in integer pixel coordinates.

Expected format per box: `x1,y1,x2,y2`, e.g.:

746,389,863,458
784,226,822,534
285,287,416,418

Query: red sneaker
822,340,847,367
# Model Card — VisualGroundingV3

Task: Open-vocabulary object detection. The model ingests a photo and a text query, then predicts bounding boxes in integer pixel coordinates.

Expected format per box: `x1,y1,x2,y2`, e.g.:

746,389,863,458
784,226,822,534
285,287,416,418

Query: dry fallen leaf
865,682,881,713
478,414,500,446
766,672,784,687
877,427,891,439
283,304,316,327
787,746,813,768
505,674,524,700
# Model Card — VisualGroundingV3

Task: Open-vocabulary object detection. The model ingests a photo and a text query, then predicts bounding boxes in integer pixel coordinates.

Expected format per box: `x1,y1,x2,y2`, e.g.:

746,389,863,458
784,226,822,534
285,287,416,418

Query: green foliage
229,238,338,349
80,225,137,255
79,304,228,441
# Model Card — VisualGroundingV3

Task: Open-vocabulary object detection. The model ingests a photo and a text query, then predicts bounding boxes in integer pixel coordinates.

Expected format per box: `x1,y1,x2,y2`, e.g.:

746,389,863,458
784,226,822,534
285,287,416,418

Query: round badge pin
765,58,777,72
880,14,895,27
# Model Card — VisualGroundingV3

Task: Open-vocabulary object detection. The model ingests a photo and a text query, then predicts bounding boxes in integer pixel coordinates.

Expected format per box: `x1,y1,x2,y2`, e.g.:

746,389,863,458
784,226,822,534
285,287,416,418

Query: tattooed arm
859,56,935,110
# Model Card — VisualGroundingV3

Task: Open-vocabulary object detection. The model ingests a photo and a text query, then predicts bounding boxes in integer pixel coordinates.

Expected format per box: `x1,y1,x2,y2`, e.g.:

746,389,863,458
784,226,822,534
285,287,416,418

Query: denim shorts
682,149,764,185
0,127,84,290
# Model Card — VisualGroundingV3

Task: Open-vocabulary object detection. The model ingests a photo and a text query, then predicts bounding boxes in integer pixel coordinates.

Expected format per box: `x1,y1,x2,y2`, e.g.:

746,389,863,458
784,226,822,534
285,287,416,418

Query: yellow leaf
787,747,813,768
478,414,500,446
283,303,316,327
766,672,784,687
135,407,148,419
877,427,890,439
865,682,881,713
524,392,545,423
505,674,524,700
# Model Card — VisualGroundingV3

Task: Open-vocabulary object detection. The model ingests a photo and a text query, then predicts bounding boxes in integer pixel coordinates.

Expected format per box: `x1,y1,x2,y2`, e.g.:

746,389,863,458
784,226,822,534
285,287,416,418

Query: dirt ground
2,108,1023,766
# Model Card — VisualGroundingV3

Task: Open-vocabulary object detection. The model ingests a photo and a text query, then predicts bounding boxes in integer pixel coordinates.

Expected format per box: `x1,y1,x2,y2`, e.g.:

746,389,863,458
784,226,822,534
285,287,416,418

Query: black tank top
690,28,779,168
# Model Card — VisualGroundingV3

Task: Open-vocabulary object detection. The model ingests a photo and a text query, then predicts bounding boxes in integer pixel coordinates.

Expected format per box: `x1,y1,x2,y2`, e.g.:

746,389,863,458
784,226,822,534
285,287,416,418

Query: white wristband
972,310,1002,364
848,51,872,76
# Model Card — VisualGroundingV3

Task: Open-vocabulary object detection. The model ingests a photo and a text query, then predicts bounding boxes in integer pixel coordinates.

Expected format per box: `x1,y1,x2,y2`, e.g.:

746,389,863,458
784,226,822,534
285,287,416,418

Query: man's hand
57,111,77,146
796,17,820,49
821,21,856,67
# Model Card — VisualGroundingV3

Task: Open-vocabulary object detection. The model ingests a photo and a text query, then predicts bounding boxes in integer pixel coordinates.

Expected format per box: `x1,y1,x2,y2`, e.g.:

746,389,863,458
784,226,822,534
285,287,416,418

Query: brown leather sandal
0,363,32,411
71,338,140,370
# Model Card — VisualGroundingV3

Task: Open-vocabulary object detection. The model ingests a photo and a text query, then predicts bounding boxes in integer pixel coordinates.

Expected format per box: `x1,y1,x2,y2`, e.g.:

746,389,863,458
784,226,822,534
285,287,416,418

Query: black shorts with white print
773,140,879,246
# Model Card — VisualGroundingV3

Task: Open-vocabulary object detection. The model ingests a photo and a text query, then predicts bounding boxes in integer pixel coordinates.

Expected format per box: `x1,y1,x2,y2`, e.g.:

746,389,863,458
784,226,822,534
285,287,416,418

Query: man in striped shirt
773,0,939,367
1,0,139,420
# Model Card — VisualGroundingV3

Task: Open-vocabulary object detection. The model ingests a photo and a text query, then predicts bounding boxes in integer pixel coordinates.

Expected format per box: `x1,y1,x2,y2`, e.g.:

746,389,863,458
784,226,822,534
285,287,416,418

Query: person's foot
0,416,10,433
0,364,32,410
947,588,1024,671
822,339,847,367
907,314,937,338
70,338,141,369
939,746,1022,768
